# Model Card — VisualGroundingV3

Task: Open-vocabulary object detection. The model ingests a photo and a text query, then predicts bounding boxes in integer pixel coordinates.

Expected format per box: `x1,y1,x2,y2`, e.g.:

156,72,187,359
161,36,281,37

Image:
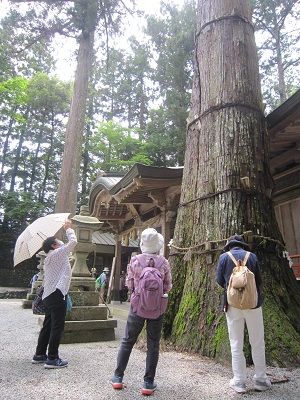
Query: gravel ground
1,299,300,399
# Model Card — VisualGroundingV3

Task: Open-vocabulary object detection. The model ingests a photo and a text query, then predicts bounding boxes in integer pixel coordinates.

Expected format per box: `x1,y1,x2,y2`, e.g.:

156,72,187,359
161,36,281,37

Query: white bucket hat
140,228,164,254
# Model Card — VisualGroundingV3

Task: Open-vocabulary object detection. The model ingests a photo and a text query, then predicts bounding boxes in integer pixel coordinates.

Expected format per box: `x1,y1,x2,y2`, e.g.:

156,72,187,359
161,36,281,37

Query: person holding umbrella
32,219,77,368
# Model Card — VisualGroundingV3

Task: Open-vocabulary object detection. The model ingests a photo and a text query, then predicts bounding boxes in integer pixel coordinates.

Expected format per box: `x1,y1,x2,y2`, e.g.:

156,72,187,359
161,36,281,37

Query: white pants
226,306,267,384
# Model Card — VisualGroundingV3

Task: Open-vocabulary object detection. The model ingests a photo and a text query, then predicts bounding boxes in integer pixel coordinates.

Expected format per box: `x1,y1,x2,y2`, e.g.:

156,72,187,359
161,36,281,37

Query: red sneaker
142,382,157,395
111,376,124,390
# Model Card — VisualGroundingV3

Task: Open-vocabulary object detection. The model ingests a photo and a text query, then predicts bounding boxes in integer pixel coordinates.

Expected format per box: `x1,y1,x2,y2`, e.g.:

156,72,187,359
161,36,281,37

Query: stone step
61,319,117,343
22,290,100,310
33,288,117,343
68,291,98,306
69,279,95,292
26,293,36,301
22,299,33,309
66,305,108,321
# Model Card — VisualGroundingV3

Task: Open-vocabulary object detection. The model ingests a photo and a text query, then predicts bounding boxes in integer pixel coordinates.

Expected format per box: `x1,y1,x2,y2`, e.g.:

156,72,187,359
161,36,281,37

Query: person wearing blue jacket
217,235,271,394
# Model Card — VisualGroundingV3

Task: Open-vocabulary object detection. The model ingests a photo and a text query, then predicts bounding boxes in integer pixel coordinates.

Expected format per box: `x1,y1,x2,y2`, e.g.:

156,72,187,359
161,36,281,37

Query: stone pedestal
61,206,116,342
61,291,117,343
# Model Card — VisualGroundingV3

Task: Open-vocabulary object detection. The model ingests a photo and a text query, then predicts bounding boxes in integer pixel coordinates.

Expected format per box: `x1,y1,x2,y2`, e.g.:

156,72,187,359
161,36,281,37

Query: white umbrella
13,213,70,267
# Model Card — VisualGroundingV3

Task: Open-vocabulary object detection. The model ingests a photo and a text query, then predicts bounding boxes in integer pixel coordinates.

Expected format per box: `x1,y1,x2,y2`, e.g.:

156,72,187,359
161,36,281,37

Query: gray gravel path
1,299,300,399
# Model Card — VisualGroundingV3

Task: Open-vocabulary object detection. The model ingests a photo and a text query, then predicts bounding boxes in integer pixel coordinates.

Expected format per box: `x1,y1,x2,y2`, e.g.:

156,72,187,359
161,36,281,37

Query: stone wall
0,263,38,288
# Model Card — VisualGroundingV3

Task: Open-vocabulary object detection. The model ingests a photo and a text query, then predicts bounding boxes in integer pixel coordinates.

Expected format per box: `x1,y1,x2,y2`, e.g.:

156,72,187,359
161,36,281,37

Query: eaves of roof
88,173,124,214
267,89,300,130
109,163,184,195
92,231,139,248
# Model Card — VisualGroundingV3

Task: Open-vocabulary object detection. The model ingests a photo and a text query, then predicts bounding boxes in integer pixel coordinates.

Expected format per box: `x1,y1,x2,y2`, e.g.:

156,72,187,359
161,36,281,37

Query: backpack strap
227,251,238,266
136,254,149,268
154,256,166,269
243,251,250,265
227,251,250,266
136,254,165,269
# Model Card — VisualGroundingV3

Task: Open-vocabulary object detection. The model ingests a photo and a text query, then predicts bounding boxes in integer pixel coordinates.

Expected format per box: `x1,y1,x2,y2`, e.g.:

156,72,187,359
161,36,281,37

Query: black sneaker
142,382,157,395
110,376,124,389
44,358,68,369
32,354,47,364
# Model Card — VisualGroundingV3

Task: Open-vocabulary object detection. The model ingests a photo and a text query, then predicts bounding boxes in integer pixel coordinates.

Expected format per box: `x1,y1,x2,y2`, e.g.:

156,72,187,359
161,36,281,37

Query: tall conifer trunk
164,0,300,367
55,0,97,214
55,28,95,214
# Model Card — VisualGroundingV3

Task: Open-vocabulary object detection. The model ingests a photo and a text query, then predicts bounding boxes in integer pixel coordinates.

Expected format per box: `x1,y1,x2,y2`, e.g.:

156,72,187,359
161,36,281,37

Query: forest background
0,0,300,282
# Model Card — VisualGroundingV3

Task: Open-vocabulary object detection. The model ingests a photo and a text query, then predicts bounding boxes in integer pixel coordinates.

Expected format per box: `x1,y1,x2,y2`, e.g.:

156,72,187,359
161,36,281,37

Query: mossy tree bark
164,0,300,367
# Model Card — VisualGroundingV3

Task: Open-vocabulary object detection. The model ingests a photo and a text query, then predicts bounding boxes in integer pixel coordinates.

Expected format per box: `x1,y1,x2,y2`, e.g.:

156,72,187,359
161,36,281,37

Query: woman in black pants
32,219,77,368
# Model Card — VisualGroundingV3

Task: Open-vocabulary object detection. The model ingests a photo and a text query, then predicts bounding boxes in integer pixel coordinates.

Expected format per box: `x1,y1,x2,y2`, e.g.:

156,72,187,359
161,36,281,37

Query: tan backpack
226,251,258,310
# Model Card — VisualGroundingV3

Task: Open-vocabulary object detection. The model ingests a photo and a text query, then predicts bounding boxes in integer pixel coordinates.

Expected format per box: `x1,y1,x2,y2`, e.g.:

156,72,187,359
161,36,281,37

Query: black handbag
32,286,45,315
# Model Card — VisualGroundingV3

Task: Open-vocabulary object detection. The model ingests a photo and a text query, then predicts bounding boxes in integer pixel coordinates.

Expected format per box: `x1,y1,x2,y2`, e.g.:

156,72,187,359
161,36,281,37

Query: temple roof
89,163,183,235
267,89,300,174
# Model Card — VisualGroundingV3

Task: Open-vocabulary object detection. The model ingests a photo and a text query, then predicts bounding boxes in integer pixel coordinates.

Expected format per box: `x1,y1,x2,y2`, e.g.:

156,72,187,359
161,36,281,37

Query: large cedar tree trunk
164,0,300,367
55,5,96,214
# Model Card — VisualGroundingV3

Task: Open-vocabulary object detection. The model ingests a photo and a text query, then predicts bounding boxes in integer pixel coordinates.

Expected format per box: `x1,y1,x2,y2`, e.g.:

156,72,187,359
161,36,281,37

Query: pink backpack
130,254,168,319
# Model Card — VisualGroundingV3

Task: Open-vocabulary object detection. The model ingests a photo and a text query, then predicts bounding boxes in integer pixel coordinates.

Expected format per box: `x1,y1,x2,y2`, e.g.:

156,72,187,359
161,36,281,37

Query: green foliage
0,74,70,267
96,40,153,130
0,76,29,104
89,120,151,173
0,6,56,80
0,190,47,268
0,76,29,123
0,73,70,197
144,0,196,165
28,73,72,113
252,0,300,110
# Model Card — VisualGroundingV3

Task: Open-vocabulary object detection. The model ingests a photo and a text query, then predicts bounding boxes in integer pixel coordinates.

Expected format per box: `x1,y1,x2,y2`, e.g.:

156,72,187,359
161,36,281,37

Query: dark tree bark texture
55,28,95,214
164,0,300,367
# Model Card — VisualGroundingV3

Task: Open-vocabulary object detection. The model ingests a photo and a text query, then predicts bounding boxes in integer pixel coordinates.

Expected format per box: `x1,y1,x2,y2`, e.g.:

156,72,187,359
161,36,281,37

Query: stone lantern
70,205,103,291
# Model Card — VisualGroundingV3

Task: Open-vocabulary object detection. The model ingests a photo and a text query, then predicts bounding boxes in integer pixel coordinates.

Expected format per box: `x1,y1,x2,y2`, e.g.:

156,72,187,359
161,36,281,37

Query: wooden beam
134,177,182,188
98,214,127,221
126,204,140,220
114,182,137,203
148,191,167,209
270,146,300,172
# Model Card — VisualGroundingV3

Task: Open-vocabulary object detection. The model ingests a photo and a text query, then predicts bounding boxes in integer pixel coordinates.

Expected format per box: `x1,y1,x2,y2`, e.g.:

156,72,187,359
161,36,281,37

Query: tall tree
0,76,29,190
54,0,98,214
164,0,300,366
252,0,300,110
9,0,135,215
118,37,153,130
0,73,71,268
0,5,55,80
145,0,196,166
0,74,70,198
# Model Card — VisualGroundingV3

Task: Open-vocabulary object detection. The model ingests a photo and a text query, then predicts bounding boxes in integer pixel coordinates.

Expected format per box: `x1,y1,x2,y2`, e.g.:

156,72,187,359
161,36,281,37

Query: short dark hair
43,236,56,253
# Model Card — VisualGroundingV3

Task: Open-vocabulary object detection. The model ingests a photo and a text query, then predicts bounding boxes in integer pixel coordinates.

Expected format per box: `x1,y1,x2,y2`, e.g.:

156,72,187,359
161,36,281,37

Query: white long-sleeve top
42,228,77,299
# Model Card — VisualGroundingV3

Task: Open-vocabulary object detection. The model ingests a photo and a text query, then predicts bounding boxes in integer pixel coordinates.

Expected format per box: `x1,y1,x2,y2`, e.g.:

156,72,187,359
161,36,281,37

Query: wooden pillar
112,236,122,302
161,210,171,257
164,221,171,258
161,210,173,258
